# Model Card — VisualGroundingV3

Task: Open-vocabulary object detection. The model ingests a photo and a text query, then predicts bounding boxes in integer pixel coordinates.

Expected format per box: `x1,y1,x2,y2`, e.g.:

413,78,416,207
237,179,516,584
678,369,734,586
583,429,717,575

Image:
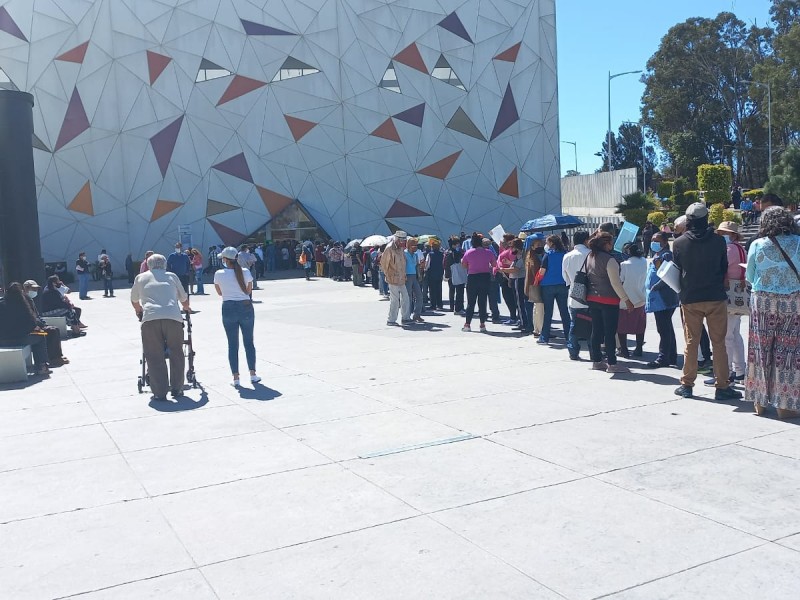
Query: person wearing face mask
617,243,648,358
703,221,747,387
535,235,571,344
524,236,546,336
498,238,529,333
644,232,680,369
0,282,52,375
444,236,466,314
21,280,68,366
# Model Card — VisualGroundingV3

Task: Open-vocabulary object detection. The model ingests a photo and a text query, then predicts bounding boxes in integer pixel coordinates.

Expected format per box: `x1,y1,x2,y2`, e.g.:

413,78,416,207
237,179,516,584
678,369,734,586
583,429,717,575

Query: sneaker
703,377,717,387
413,316,425,323
503,319,519,326
479,325,487,333
644,360,667,369
729,371,744,382
461,324,471,332
170,389,182,399
632,346,644,357
674,385,694,398
491,317,502,323
386,321,399,326
591,361,608,371
231,379,240,388
715,387,743,401
569,354,580,361
536,338,549,345
251,375,262,384
401,319,414,325
606,364,631,374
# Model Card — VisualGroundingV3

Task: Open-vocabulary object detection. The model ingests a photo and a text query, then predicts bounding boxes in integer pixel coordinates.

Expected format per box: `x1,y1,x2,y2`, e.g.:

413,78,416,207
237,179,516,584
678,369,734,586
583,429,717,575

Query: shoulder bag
568,255,590,305
726,242,749,316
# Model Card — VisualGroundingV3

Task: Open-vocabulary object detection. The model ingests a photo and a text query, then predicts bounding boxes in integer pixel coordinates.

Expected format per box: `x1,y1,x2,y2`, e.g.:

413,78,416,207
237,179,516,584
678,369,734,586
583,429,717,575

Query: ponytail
225,257,249,294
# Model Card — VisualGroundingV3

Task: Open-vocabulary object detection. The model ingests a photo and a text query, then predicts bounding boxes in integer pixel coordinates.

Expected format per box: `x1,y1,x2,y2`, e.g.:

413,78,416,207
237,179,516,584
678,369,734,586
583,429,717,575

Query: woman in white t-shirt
214,247,260,387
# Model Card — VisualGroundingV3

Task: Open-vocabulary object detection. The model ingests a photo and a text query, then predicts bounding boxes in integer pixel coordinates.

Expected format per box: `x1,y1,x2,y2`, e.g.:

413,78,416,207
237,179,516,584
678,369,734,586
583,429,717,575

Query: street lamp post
608,70,643,172
561,140,577,173
743,79,772,174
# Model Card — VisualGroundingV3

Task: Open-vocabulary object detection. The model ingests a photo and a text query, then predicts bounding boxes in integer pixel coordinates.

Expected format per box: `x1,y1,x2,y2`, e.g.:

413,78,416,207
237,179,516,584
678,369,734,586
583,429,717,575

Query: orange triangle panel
417,151,462,179
217,75,267,106
56,41,89,64
150,199,182,222
371,118,401,142
494,42,521,62
67,181,93,215
208,218,245,247
393,43,427,74
147,50,172,85
499,168,519,198
257,186,294,217
285,115,317,141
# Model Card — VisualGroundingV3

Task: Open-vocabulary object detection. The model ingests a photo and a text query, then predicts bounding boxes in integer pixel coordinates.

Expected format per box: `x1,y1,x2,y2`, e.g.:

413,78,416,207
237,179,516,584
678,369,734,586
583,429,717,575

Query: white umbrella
344,239,362,250
360,234,388,247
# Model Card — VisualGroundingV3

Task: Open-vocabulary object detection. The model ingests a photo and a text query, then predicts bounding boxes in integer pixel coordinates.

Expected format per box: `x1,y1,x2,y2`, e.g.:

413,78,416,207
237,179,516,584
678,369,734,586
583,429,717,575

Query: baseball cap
217,246,238,260
685,202,709,219
23,279,40,289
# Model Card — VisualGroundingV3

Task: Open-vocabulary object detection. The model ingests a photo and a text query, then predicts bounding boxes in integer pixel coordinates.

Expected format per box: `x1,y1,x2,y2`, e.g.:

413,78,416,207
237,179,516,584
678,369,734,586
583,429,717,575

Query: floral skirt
746,291,800,409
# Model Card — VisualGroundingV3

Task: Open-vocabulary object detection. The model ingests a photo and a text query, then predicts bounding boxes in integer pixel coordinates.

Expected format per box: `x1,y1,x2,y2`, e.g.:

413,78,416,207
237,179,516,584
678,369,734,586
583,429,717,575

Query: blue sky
556,0,773,176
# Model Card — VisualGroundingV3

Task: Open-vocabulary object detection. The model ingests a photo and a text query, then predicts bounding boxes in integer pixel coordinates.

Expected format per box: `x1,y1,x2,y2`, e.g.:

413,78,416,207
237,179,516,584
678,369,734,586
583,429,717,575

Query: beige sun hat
716,221,740,236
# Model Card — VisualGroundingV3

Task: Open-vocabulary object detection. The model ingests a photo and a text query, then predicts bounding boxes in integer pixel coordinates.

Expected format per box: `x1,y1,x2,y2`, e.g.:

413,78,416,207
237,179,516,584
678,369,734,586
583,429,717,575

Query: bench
0,345,33,383
41,316,69,337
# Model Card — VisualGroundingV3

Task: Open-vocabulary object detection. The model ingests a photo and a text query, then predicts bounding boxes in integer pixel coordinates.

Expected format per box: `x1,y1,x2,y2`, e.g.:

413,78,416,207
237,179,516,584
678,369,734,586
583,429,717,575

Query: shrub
672,177,690,196
622,208,651,227
647,211,667,227
704,190,729,204
657,181,674,199
665,211,679,223
615,191,656,213
743,188,763,199
697,164,732,196
709,203,725,227
722,209,742,225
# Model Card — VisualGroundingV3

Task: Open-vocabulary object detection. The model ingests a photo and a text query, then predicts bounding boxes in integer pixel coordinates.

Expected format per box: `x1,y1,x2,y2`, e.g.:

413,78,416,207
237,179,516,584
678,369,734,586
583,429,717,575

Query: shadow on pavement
237,383,282,401
149,388,209,412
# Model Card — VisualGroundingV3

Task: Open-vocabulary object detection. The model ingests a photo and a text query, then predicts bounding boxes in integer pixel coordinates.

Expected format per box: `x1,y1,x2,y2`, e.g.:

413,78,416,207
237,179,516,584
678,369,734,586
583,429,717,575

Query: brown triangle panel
499,168,519,198
150,199,182,222
494,42,521,62
416,151,461,179
285,115,317,141
371,118,401,143
56,41,89,64
257,186,294,217
68,181,93,216
206,199,239,217
147,50,172,85
385,199,430,218
218,75,267,106
208,218,246,247
393,43,427,74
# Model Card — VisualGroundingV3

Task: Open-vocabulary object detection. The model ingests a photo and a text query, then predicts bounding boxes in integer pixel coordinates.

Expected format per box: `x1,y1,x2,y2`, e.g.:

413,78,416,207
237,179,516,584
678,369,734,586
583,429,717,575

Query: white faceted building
0,0,560,267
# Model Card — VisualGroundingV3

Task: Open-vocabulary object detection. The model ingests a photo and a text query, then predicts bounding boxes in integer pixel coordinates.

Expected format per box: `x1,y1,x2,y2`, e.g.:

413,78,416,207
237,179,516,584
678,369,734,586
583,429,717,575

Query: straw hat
716,221,740,236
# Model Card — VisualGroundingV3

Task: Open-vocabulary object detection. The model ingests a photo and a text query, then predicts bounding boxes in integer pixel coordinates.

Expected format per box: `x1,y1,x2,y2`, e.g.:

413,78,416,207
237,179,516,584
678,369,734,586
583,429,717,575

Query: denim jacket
645,251,680,313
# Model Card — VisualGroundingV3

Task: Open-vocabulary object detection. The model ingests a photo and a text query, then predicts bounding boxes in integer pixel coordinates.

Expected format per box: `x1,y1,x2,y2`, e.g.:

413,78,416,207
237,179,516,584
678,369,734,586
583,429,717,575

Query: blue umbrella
520,214,585,233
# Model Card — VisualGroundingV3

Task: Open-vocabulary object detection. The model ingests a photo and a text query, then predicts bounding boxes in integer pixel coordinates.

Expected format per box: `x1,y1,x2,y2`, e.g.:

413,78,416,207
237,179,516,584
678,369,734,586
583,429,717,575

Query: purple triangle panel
438,12,472,44
393,103,425,127
490,84,519,141
213,152,254,183
55,88,90,151
0,7,27,42
150,115,184,177
240,18,295,35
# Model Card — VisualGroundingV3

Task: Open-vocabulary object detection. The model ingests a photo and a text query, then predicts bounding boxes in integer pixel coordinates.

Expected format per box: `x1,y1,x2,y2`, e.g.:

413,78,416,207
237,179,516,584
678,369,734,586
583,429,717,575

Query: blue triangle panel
438,12,473,44
490,85,519,141
240,19,295,35
393,103,425,127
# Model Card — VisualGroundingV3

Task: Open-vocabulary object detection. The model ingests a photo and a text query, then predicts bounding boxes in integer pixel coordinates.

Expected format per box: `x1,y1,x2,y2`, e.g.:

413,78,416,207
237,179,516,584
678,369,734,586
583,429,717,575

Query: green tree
764,144,800,203
641,13,773,187
770,0,800,35
595,123,658,190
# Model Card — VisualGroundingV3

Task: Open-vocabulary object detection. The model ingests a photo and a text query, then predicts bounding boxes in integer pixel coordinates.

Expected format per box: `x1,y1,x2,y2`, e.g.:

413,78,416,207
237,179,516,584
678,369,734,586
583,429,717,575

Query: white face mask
27,290,38,299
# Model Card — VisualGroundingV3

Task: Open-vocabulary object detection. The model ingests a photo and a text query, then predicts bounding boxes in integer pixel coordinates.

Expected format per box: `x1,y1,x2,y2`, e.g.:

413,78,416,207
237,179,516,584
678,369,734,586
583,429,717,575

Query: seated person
740,198,754,225
41,275,86,336
23,280,69,366
0,282,51,375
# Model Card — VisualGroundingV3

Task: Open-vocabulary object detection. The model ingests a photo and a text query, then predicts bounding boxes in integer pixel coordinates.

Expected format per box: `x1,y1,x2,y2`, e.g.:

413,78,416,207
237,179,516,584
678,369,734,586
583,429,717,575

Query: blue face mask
650,241,661,253
722,235,731,244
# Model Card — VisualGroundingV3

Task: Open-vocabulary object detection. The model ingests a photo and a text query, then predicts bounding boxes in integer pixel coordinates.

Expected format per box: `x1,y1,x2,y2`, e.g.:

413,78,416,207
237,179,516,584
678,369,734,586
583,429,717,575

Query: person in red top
460,233,497,333
314,244,326,277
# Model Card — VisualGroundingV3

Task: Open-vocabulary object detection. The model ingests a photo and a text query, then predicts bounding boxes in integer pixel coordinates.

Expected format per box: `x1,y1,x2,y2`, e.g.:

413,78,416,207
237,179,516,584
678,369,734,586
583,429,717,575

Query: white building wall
561,168,638,219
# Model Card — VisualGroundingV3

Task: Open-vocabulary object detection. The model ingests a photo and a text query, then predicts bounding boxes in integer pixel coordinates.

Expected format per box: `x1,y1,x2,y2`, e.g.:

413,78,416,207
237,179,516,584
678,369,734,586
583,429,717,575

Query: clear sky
556,0,773,177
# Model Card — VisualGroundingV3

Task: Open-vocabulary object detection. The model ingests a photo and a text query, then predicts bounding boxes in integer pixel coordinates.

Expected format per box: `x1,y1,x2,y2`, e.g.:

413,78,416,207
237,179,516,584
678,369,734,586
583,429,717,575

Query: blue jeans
103,277,114,296
405,274,422,319
567,307,583,357
194,268,204,294
222,300,256,374
78,272,89,298
513,278,530,330
378,270,388,295
540,284,571,341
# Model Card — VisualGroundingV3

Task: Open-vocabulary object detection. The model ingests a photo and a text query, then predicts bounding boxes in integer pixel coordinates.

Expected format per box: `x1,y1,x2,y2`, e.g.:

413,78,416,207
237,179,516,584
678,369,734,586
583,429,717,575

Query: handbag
573,308,592,340
725,243,749,316
569,256,589,305
450,262,467,286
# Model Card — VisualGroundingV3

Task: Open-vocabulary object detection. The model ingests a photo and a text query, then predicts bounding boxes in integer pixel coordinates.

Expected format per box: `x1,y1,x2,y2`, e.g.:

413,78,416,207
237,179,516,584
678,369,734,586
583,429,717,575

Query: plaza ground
1,276,799,599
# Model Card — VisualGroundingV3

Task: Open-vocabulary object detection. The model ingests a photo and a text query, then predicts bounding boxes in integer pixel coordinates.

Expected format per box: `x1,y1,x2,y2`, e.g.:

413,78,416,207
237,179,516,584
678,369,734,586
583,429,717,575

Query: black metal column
0,90,43,289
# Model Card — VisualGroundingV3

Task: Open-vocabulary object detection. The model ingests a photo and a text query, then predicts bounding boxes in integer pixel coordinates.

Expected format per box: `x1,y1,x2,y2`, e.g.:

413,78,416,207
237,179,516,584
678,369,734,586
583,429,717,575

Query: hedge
697,164,732,194
743,188,763,199
647,211,667,227
722,209,742,224
709,203,725,227
704,190,729,204
622,208,651,227
657,181,674,199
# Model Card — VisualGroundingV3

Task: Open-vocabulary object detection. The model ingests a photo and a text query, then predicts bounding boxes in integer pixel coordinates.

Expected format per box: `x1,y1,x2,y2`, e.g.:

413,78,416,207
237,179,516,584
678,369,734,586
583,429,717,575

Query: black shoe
644,361,666,369
569,354,580,361
170,389,183,399
715,387,743,401
674,385,694,398
632,346,643,357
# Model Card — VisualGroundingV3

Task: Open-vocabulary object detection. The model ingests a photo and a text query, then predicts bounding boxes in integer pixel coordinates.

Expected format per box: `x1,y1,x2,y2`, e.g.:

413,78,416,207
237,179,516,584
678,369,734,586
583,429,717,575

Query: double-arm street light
561,140,577,173
742,79,772,174
608,70,642,172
